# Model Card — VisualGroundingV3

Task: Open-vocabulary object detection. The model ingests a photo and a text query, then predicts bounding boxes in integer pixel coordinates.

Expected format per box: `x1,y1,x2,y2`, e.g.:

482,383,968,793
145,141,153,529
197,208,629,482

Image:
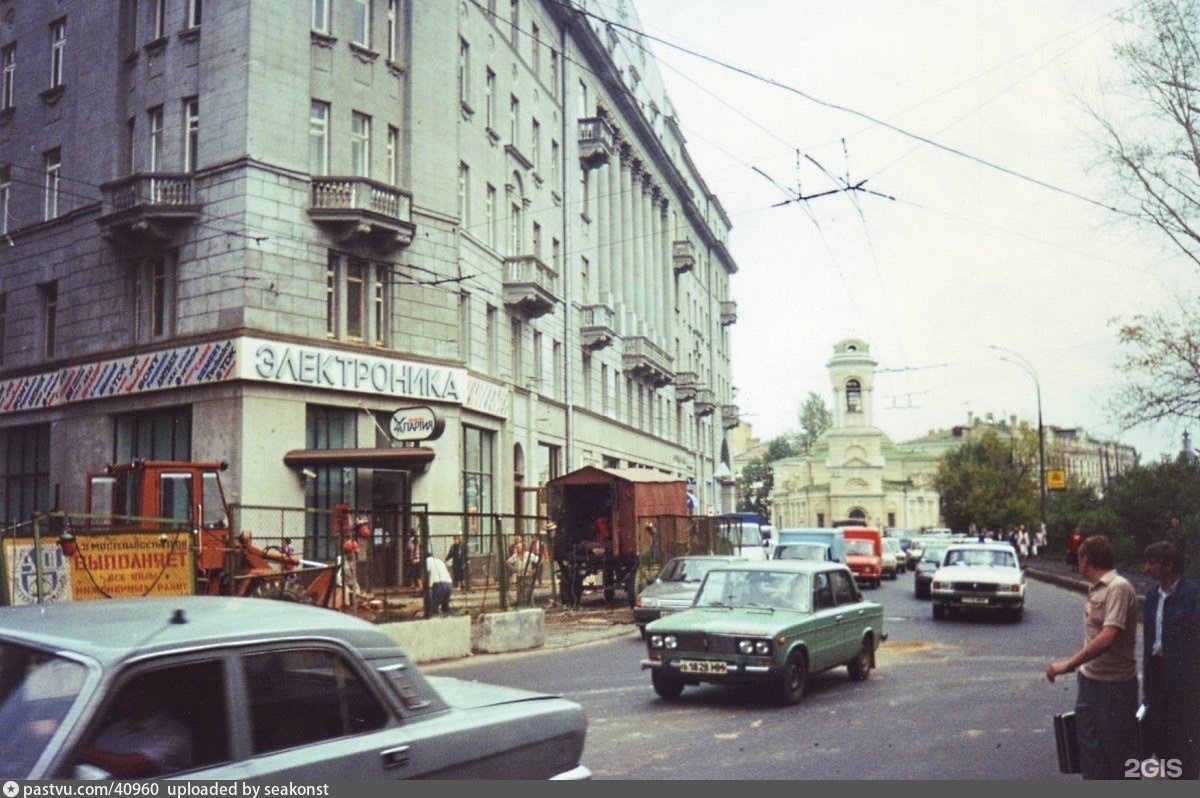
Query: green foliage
736,433,804,518
934,427,1040,532
1101,456,1200,553
798,392,833,452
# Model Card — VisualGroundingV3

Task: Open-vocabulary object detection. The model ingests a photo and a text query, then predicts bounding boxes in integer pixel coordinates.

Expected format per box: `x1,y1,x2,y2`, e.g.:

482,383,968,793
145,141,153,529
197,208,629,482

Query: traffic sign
1046,469,1067,491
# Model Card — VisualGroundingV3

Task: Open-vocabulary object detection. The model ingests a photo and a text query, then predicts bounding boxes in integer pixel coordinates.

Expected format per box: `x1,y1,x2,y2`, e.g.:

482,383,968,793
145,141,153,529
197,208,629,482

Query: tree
1092,1,1200,429
798,392,833,452
735,434,801,518
933,428,1040,532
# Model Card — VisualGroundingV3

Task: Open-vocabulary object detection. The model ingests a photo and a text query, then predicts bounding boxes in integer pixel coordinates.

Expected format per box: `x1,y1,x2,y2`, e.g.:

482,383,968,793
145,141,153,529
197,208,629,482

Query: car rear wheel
1007,606,1024,622
651,669,684,700
847,639,872,681
777,652,807,706
932,603,947,620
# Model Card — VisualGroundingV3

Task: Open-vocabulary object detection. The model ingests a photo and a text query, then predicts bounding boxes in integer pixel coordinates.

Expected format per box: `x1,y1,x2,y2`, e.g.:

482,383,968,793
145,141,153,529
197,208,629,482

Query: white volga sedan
930,543,1025,622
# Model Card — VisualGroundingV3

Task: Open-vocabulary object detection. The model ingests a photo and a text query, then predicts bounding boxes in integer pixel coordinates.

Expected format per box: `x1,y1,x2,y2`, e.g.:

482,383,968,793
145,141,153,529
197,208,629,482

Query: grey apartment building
0,0,741,542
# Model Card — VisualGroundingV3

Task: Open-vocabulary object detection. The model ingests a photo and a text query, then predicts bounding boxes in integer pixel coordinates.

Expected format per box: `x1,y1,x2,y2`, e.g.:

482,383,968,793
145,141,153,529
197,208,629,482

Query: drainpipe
559,17,574,470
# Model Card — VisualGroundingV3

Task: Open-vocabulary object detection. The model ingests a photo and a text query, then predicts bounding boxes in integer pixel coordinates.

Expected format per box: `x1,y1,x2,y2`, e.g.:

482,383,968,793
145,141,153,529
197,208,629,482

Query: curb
1024,567,1089,594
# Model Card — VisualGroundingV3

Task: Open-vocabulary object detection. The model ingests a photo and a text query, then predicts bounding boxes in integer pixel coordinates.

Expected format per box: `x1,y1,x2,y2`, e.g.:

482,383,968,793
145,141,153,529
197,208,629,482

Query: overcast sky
627,0,1197,461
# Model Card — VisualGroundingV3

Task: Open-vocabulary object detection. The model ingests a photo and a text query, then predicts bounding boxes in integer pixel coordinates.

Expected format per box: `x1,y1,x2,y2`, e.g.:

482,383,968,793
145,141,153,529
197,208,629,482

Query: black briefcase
1054,711,1081,774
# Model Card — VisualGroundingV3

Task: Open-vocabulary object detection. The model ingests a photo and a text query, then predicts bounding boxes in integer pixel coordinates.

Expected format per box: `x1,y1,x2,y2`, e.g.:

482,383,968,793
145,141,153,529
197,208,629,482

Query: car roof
669,555,746,562
944,542,1017,552
0,597,398,667
709,560,845,575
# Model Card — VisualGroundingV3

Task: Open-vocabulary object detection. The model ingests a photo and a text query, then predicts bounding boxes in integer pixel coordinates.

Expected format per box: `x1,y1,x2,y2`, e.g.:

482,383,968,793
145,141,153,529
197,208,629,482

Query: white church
770,339,943,530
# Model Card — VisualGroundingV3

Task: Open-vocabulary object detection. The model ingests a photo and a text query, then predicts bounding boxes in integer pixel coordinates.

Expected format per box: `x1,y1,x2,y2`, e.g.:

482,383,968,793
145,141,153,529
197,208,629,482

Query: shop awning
283,447,435,472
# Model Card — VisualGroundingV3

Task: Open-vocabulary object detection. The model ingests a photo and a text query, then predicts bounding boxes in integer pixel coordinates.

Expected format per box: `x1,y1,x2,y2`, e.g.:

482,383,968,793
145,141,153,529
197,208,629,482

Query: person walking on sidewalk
1141,540,1200,779
1067,528,1085,572
1046,535,1140,779
426,552,454,615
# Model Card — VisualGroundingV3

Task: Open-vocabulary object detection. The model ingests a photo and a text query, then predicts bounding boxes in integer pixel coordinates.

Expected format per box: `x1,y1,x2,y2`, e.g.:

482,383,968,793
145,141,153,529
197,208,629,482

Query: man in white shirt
426,553,454,614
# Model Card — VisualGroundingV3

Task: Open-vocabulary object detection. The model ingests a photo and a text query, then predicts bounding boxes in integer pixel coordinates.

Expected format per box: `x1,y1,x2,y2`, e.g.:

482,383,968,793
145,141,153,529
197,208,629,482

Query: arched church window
846,379,862,413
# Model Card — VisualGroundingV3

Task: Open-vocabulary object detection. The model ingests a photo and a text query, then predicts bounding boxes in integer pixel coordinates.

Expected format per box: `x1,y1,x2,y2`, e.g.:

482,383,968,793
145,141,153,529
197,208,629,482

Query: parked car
634,555,745,634
772,542,834,562
882,538,905,576
641,561,885,706
913,542,951,599
0,597,591,780
844,536,883,588
931,543,1025,622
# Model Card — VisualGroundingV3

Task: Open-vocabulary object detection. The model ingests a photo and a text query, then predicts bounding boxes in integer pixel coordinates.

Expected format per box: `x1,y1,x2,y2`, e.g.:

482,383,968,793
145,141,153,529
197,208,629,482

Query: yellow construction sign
1046,469,1067,491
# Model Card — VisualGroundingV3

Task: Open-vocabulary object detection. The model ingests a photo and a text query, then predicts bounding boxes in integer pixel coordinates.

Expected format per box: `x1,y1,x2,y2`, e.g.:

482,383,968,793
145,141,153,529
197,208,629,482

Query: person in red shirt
1067,528,1085,572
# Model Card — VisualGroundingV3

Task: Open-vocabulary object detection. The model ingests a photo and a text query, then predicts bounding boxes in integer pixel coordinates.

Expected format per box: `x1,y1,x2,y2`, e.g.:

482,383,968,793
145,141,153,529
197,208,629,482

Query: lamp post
988,345,1046,535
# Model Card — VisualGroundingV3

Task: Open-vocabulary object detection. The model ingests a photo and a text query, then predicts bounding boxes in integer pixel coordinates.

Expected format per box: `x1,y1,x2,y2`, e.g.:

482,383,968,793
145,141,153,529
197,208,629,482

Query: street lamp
988,345,1047,535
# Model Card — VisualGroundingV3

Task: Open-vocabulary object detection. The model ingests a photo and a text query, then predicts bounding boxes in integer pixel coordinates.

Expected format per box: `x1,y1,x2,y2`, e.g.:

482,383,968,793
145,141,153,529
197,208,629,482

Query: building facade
770,340,942,530
0,0,741,542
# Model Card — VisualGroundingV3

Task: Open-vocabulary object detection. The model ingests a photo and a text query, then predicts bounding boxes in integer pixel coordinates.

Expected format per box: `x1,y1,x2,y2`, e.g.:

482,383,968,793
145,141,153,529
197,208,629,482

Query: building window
550,50,559,95
387,125,399,185
485,68,495,129
1,44,15,111
537,442,560,485
351,112,371,177
485,183,496,248
0,167,9,236
43,148,61,220
309,100,330,175
125,118,136,174
550,139,559,187
509,202,522,254
551,238,560,272
510,0,519,48
462,425,495,551
49,19,66,89
510,317,522,382
183,98,199,172
387,0,398,61
580,166,590,217
133,254,175,342
846,379,862,413
185,0,202,28
0,292,6,367
327,252,388,345
459,292,472,365
312,0,331,33
352,0,371,47
41,281,57,358
458,37,470,108
552,340,562,399
1,424,51,524
533,331,543,388
485,303,497,372
305,405,358,560
509,95,519,146
579,79,588,120
458,162,470,225
531,222,541,259
114,406,192,463
154,0,167,38
531,118,540,170
531,22,540,74
148,106,164,170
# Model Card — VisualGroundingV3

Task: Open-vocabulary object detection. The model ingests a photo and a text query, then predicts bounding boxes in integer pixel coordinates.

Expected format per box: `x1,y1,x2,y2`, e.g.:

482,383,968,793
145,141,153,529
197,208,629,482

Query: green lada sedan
641,561,885,705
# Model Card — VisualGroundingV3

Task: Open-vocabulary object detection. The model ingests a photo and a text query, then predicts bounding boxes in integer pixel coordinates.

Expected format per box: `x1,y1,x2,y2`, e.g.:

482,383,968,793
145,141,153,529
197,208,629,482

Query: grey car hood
426,675,562,709
639,581,702,601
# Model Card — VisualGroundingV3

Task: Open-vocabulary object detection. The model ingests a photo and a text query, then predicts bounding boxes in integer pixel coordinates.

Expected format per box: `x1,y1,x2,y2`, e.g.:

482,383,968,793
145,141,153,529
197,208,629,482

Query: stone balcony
308,176,415,252
694,388,717,417
579,302,617,351
673,371,699,402
578,116,615,168
97,173,201,244
720,299,738,327
673,240,696,275
503,255,559,319
623,335,673,387
722,403,740,429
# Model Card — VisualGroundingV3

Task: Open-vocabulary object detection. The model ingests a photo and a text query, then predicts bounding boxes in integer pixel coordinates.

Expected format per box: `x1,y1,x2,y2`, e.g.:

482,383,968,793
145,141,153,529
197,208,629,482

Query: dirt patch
543,606,634,625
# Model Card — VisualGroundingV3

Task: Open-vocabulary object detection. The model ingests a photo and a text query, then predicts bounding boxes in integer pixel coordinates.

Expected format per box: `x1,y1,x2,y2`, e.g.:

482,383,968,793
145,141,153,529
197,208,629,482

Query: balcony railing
720,299,738,327
580,302,617,351
722,403,740,429
623,335,673,387
98,173,201,243
673,371,699,402
309,176,415,250
503,255,559,319
673,240,696,275
694,388,717,417
578,116,615,168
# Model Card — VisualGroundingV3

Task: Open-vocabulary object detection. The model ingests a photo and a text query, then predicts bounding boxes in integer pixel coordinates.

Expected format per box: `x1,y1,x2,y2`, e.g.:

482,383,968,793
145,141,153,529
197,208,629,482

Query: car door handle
381,745,411,769
835,614,844,621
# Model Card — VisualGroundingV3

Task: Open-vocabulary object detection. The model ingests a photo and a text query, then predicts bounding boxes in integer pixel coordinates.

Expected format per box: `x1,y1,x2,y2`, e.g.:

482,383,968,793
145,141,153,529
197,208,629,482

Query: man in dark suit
1143,540,1200,779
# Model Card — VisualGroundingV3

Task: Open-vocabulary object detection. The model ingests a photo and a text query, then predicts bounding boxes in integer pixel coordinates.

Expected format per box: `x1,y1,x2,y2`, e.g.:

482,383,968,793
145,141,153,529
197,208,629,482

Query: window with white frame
531,22,540,74
458,38,470,109
509,201,522,254
41,280,57,358
531,118,540,170
485,184,496,248
550,139,559,188
552,340,562,399
551,238,560,272
309,100,330,175
1,44,15,111
510,317,522,382
148,105,164,170
580,165,590,217
0,167,9,236
458,292,472,364
183,98,199,173
327,252,389,345
531,222,541,260
387,125,399,185
43,148,61,220
312,0,331,33
133,254,175,342
49,19,66,89
485,304,497,372
154,0,167,38
485,68,495,129
532,331,543,389
185,0,202,28
550,50,559,96
579,80,588,120
510,0,519,47
351,112,371,177
352,0,371,47
387,0,399,61
509,95,519,147
458,162,470,225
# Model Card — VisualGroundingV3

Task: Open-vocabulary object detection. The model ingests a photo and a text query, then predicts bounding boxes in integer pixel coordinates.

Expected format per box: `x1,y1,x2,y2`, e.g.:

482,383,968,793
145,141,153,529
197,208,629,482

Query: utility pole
988,345,1047,535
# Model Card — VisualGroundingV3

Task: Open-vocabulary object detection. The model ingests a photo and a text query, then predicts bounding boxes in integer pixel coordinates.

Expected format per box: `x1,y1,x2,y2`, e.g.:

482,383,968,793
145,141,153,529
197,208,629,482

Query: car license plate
961,596,989,605
679,659,727,675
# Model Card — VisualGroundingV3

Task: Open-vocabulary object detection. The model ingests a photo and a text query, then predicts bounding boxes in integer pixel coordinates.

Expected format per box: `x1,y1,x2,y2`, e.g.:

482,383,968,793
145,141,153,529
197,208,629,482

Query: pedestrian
406,529,421,588
446,535,466,588
1016,525,1030,559
1141,540,1200,779
426,551,454,615
281,537,296,581
1034,524,1047,558
532,533,549,586
341,536,361,608
1046,535,1140,779
1067,527,1085,572
507,537,537,605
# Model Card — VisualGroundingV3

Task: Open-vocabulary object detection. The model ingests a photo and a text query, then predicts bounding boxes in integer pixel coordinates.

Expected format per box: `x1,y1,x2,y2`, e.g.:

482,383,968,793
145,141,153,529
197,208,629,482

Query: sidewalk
1023,554,1155,597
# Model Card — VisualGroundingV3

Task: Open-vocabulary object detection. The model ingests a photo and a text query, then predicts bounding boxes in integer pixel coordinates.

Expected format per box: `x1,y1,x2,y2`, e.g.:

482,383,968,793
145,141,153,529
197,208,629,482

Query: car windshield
922,546,948,564
775,543,827,562
0,641,88,778
845,540,875,556
735,524,763,546
661,559,726,583
695,570,810,612
943,549,1017,568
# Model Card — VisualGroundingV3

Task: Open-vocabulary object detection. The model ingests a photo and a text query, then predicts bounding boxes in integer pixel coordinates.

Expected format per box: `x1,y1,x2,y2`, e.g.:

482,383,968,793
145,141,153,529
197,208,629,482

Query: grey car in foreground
633,555,745,634
0,597,590,780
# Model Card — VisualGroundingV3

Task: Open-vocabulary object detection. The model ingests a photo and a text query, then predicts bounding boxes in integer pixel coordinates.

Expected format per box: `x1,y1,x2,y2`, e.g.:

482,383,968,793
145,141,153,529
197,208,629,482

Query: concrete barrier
474,608,545,654
380,615,471,663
